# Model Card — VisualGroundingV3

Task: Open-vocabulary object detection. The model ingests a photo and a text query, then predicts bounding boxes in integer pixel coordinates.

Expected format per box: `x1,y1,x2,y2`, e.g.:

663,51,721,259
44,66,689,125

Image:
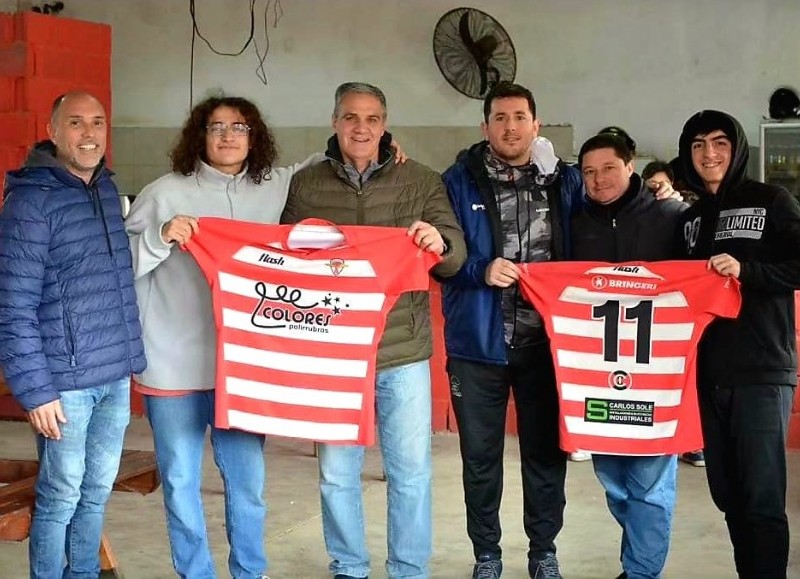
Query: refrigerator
760,121,800,199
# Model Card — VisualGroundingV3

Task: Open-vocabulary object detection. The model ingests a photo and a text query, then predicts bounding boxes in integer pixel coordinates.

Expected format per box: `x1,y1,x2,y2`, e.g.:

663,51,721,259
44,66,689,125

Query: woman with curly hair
124,94,323,579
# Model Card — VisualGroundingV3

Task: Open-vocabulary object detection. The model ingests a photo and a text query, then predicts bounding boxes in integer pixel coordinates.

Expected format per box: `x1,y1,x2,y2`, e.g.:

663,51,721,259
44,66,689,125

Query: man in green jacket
281,81,466,579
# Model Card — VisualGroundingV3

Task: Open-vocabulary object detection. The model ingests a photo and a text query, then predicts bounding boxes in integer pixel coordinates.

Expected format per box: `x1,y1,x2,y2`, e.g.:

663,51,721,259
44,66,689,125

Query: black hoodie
676,110,800,387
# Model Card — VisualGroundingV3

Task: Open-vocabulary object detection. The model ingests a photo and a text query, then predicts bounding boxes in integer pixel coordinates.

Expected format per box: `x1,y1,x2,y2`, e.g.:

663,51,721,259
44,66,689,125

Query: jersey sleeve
183,217,268,290
670,261,742,321
391,243,442,294
516,263,551,315
182,229,217,289
347,227,442,295
703,274,742,320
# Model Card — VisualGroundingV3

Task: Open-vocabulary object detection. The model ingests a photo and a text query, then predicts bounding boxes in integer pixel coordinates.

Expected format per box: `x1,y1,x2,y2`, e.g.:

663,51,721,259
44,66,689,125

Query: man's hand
407,220,445,255
485,258,520,288
708,253,741,278
390,139,408,164
161,215,199,245
28,399,67,440
648,179,683,202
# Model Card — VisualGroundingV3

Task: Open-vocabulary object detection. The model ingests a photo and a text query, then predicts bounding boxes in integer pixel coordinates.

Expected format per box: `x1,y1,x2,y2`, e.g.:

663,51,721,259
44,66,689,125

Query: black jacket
676,110,800,386
572,173,685,262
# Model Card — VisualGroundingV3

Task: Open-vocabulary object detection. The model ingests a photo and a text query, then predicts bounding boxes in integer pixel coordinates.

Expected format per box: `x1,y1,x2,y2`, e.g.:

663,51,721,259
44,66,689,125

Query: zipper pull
70,355,76,367
612,218,617,229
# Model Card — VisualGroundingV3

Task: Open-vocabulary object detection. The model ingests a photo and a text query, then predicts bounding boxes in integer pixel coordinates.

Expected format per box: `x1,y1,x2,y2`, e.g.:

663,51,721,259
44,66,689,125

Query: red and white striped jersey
518,261,741,456
185,217,441,445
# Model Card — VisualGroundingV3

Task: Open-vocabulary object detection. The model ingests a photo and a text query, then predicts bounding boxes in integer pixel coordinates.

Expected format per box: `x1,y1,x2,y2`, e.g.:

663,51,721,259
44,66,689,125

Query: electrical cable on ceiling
188,0,282,108
253,0,283,85
190,0,256,56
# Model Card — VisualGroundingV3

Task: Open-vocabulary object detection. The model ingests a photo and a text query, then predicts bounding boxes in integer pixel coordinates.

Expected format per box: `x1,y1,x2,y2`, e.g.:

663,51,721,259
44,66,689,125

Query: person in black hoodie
676,110,800,579
572,133,685,579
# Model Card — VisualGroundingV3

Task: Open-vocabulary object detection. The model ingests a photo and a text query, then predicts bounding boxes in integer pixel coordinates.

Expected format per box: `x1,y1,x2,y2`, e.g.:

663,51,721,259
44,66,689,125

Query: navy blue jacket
441,141,584,365
0,142,146,410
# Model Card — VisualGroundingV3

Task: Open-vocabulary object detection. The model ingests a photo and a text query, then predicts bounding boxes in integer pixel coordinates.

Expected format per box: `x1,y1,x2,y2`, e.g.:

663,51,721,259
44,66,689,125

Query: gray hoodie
125,156,320,391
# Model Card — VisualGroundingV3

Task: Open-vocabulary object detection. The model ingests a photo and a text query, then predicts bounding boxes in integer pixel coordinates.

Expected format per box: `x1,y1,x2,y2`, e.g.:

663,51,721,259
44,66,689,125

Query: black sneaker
529,552,562,578
472,554,502,579
680,450,706,467
333,575,367,579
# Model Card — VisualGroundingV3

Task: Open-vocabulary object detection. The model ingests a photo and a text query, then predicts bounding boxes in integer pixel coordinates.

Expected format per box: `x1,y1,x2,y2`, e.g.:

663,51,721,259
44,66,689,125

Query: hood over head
678,110,749,197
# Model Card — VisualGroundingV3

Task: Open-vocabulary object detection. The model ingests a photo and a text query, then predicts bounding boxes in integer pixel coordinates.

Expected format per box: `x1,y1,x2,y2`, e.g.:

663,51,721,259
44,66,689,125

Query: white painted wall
42,0,800,157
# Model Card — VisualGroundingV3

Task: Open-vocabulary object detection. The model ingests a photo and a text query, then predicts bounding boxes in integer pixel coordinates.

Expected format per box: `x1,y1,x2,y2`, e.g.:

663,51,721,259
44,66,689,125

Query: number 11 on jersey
592,300,654,364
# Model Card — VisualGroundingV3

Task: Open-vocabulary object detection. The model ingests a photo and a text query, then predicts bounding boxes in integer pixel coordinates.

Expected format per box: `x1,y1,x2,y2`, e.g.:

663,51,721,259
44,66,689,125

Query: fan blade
458,11,478,51
460,16,498,67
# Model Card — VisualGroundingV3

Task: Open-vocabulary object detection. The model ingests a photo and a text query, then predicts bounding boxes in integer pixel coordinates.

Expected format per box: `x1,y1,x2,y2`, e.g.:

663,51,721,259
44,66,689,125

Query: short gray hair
333,82,387,119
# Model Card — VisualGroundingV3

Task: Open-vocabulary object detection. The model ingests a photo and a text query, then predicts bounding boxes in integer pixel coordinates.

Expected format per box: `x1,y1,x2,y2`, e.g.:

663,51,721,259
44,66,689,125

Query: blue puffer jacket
441,141,584,365
0,142,146,410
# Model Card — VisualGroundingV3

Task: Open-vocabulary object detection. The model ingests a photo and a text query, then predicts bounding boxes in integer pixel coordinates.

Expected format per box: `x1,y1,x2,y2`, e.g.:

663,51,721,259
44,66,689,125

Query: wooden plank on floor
0,460,38,484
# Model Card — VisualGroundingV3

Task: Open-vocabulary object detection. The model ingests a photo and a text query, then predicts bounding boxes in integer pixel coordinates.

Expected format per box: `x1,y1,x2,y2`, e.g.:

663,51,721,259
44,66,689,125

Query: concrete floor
0,417,798,579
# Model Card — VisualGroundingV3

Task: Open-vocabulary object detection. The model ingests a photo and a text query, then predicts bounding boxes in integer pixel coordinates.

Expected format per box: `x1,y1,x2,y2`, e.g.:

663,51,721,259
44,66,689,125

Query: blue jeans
29,378,130,579
592,454,677,579
145,391,267,579
318,360,432,579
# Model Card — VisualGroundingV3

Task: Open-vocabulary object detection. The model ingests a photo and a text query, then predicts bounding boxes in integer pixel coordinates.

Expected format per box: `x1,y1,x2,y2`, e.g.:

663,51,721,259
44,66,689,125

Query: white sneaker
569,451,592,462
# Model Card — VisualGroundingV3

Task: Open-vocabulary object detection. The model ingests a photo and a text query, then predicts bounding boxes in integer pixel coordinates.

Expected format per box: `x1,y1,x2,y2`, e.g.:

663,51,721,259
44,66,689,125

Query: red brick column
787,293,800,449
0,12,143,415
0,11,112,189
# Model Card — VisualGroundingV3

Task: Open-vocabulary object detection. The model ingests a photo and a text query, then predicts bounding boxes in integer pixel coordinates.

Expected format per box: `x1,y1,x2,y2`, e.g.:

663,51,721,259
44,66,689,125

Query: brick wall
0,11,112,190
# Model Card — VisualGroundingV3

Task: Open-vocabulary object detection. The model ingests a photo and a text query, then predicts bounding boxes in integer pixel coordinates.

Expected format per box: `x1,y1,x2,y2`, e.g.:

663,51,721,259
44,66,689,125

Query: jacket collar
194,160,250,188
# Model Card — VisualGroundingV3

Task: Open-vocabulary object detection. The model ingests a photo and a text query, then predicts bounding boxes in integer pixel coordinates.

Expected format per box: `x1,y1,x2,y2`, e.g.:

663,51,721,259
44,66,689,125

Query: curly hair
169,96,278,184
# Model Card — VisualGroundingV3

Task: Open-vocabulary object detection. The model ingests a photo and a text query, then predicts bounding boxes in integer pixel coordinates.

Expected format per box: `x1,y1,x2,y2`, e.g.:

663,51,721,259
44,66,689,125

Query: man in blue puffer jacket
0,91,145,579
441,82,583,579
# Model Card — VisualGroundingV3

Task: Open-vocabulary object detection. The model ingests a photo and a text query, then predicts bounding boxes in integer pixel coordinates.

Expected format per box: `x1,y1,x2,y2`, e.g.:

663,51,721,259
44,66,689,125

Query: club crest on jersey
608,370,632,390
328,258,347,276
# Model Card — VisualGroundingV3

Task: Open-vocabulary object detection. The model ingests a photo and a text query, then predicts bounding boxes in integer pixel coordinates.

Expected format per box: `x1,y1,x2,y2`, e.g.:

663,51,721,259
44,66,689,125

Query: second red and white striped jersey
518,261,741,455
185,217,441,445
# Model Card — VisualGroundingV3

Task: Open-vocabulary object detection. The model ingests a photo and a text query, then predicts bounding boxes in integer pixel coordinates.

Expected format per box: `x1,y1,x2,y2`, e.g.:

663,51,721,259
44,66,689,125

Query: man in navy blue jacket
441,82,583,579
0,92,145,579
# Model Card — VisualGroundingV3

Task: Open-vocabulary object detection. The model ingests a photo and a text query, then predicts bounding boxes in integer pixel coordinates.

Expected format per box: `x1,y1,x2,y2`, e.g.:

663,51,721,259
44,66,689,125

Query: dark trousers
698,384,793,579
448,343,567,561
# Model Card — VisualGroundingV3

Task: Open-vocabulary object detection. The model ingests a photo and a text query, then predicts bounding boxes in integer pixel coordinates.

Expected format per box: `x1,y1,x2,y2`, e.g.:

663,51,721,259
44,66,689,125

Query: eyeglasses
206,122,250,137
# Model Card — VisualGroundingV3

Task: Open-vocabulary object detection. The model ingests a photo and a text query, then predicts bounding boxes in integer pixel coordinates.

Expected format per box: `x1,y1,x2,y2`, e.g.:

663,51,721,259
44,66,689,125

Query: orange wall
0,11,112,185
